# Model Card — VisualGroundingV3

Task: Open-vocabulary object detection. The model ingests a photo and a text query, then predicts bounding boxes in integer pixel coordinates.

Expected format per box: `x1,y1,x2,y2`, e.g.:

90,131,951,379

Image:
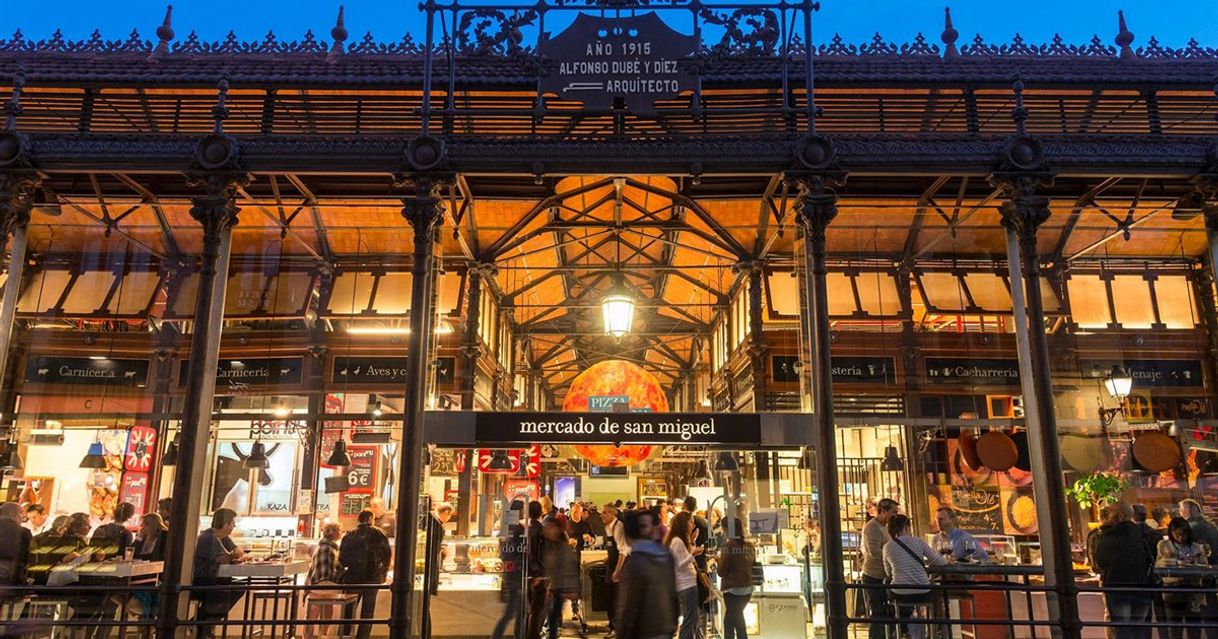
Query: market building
0,2,1216,638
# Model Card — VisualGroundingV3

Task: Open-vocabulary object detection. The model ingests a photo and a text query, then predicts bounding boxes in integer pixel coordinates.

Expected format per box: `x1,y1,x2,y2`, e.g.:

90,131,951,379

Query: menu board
341,493,372,516
934,439,1002,533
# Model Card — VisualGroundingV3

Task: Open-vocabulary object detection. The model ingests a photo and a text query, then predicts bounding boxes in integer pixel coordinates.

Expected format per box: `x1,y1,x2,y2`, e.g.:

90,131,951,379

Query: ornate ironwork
454,8,537,56
697,7,779,57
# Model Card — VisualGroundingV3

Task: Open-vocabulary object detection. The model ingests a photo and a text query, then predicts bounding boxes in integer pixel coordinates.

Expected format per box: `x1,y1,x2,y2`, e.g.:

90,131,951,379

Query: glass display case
437,537,506,591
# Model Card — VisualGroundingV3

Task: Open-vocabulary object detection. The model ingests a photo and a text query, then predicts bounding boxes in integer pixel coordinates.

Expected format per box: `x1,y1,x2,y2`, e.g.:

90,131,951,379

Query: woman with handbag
716,518,756,639
1156,517,1209,639
668,511,704,639
883,514,949,639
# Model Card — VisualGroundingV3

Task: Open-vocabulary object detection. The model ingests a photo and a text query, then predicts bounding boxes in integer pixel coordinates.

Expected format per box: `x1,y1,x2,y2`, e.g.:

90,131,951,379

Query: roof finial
1115,10,1135,59
1011,72,1028,135
327,6,347,63
212,76,230,134
941,7,958,58
149,5,175,60
3,70,25,131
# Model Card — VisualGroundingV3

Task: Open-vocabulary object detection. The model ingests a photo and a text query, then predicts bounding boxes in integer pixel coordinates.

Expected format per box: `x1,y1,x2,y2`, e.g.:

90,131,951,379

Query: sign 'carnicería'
539,12,696,113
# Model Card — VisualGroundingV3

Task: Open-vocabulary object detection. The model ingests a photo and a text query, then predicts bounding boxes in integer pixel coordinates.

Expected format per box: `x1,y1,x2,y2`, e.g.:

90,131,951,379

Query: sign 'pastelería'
539,12,696,113
476,411,760,445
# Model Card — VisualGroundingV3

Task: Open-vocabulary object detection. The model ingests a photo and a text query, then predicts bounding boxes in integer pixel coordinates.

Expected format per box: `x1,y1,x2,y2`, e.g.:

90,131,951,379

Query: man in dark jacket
340,509,391,639
1093,502,1154,639
0,502,32,593
525,501,548,639
615,509,678,639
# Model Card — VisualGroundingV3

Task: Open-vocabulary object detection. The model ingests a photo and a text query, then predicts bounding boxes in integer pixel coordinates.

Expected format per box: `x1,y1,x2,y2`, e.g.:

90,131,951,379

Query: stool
23,597,72,639
250,589,296,638
303,592,360,639
943,591,979,639
1,595,32,621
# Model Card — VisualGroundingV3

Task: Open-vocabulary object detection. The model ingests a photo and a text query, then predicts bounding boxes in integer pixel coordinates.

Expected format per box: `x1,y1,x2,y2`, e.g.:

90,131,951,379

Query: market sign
538,12,696,113
179,357,304,390
474,411,761,445
1080,359,1204,388
24,356,149,387
832,356,896,384
925,358,1021,385
333,356,409,384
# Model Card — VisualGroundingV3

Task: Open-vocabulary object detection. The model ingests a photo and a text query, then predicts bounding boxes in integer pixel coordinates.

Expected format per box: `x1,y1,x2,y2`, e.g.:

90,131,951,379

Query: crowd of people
490,495,756,639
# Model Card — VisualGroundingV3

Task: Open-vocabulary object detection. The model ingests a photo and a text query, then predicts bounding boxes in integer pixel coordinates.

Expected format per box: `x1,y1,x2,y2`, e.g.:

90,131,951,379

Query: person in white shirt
22,503,48,535
883,514,949,639
667,511,703,639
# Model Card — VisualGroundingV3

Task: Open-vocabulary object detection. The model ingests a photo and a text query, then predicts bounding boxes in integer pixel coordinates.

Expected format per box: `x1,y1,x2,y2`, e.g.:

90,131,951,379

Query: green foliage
1066,472,1129,509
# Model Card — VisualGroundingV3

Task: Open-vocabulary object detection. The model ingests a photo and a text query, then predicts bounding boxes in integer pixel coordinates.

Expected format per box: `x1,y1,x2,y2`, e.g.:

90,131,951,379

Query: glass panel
438,271,463,315
374,272,413,315
327,270,377,315
855,272,901,316
59,271,115,314
1110,275,1155,329
963,272,1012,312
1154,275,1197,329
266,271,314,315
112,271,162,315
768,272,800,317
224,271,269,315
1067,274,1112,328
16,270,74,314
825,272,855,316
920,272,967,311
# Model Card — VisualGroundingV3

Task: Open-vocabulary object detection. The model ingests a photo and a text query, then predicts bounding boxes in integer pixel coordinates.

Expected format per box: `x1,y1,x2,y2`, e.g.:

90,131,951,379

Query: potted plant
1066,471,1129,509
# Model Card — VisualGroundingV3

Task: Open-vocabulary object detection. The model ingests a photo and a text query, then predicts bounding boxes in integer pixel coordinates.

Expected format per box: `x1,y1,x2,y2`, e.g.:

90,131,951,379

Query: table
51,560,164,638
928,564,1044,639
1153,565,1218,580
219,560,309,639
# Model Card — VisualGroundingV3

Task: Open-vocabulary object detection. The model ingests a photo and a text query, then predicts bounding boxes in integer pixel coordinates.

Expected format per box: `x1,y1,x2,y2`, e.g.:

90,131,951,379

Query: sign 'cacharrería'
539,12,696,113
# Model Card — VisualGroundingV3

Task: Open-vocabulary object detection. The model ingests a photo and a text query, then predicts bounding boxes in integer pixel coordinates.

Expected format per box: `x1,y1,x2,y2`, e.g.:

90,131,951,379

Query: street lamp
1099,364,1134,427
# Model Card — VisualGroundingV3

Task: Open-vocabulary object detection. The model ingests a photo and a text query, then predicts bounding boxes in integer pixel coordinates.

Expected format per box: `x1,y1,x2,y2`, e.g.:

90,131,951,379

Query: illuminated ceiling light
1103,364,1134,400
89,355,108,361
273,404,292,419
601,279,636,339
370,400,384,418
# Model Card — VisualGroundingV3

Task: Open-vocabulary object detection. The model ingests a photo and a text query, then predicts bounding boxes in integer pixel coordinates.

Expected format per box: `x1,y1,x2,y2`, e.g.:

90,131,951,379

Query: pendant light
162,434,180,466
326,438,352,467
713,452,739,473
881,445,905,472
797,447,814,470
486,449,514,471
244,440,269,469
80,439,107,469
0,436,22,471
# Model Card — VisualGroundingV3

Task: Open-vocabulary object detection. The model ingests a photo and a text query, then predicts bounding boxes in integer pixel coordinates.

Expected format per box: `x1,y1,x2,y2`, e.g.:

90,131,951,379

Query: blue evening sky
2,1,1215,49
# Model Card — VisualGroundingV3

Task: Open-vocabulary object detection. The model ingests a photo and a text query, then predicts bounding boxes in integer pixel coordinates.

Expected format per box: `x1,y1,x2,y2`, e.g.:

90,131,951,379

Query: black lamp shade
162,435,180,466
797,448,814,470
0,439,22,471
714,452,739,473
244,441,269,469
486,449,514,471
881,445,905,472
80,441,107,469
326,438,352,467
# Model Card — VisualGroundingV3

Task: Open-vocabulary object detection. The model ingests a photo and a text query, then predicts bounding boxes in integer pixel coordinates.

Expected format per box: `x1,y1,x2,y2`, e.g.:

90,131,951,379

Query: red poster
120,472,150,516
345,446,377,494
125,426,157,472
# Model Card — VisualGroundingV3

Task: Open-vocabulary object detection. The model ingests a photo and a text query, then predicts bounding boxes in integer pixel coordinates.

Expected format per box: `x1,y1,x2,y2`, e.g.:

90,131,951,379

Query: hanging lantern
601,280,636,338
881,445,905,472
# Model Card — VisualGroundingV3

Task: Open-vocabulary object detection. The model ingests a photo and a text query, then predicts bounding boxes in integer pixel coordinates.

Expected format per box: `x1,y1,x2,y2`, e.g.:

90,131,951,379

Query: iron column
994,171,1081,639
391,174,449,638
793,174,848,639
158,170,249,638
0,172,36,406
